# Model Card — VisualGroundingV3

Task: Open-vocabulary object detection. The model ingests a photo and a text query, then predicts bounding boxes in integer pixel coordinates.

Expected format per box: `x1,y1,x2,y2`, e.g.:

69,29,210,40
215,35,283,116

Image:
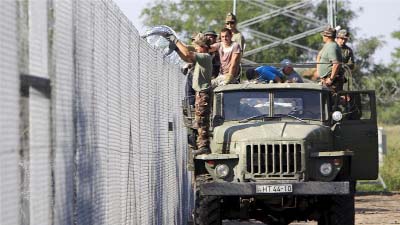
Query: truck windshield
273,90,321,120
223,91,270,120
223,90,321,121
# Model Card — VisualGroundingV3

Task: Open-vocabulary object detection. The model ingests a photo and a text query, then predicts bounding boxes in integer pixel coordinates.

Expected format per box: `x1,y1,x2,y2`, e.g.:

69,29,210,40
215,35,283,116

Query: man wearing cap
165,33,213,155
209,28,242,86
280,59,304,83
317,27,343,92
336,29,355,71
225,12,245,52
204,30,220,78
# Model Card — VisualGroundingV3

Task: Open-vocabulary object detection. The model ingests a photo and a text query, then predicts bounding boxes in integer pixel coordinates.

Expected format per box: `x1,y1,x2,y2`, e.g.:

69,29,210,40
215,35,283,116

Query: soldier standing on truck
225,12,245,52
204,30,221,78
210,28,242,86
316,27,344,92
165,33,213,155
336,29,355,74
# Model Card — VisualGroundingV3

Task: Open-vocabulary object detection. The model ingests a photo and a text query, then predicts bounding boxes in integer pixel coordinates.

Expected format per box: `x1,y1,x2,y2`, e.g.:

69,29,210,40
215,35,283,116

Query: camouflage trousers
195,91,210,150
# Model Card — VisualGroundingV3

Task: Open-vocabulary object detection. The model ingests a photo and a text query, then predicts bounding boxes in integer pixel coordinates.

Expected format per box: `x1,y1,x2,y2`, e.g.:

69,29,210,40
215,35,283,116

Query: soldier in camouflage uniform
165,32,213,155
336,29,355,74
225,13,245,53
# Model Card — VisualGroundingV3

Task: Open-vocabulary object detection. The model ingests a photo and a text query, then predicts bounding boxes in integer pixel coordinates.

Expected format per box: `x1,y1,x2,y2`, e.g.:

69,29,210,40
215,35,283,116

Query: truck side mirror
330,111,343,131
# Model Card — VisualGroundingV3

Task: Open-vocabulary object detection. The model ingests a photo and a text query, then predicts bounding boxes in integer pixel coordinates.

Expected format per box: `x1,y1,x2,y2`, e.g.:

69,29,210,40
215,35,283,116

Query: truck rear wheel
194,175,222,225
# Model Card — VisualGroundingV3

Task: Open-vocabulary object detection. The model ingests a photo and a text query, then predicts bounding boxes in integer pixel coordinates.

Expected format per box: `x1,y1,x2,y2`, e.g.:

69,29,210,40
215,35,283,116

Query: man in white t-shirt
209,28,241,87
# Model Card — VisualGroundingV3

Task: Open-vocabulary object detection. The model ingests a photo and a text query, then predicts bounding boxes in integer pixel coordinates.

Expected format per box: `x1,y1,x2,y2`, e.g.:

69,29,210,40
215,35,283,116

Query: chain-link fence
0,0,189,224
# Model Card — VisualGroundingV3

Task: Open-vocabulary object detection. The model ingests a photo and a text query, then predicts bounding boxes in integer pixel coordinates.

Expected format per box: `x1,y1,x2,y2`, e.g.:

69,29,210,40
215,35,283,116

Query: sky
114,0,400,65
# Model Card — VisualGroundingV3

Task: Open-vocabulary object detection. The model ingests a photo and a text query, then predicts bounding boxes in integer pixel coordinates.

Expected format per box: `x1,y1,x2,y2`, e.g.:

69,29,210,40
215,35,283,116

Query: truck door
332,91,378,180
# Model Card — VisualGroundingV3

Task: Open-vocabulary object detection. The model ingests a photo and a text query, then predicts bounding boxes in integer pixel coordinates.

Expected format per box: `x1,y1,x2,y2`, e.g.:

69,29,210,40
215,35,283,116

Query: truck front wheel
318,182,355,225
194,175,222,225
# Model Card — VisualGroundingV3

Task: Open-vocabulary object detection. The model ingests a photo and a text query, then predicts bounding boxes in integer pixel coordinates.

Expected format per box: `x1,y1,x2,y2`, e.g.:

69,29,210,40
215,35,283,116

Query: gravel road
223,193,400,225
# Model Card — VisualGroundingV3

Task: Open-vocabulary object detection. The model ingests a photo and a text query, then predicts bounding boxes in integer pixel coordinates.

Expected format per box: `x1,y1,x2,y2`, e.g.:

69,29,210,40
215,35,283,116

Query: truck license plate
256,184,293,193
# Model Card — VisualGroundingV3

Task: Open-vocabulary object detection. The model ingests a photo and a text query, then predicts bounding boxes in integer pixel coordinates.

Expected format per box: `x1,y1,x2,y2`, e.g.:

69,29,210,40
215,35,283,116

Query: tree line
140,0,400,124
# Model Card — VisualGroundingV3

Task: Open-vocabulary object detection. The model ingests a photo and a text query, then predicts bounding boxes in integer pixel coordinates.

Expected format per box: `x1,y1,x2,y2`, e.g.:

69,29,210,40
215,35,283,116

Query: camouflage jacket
340,44,355,71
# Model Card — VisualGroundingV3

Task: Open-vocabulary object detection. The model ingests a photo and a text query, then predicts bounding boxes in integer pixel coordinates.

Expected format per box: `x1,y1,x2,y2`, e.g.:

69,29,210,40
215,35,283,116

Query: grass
357,183,386,192
356,125,400,192
379,125,400,191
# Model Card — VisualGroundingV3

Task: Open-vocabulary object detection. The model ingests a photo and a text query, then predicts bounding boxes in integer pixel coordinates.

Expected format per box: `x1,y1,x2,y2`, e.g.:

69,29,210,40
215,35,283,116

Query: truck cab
188,82,378,225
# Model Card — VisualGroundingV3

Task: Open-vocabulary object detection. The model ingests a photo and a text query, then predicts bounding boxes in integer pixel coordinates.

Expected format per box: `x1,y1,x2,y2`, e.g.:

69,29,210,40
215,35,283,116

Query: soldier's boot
192,147,210,156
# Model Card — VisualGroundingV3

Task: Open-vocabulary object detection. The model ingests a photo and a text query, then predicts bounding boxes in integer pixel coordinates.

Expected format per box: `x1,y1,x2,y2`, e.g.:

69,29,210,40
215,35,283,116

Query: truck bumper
200,181,350,196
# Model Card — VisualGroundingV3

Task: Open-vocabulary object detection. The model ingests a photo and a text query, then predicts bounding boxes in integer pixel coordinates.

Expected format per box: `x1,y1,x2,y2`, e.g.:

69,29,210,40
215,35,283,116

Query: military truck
185,82,378,225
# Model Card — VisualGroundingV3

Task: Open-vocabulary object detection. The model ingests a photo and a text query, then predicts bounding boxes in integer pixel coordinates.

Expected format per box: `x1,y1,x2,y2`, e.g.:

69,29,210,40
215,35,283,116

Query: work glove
223,73,234,84
219,80,227,86
168,42,177,51
165,34,179,44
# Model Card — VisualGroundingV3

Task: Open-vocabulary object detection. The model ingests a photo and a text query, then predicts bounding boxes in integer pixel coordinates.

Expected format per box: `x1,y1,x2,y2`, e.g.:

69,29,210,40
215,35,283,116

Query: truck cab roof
213,82,331,93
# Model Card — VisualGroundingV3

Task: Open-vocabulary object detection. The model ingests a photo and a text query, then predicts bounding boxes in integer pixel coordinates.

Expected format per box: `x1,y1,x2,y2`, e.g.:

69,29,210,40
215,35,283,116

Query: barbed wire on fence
142,26,184,65
351,74,400,103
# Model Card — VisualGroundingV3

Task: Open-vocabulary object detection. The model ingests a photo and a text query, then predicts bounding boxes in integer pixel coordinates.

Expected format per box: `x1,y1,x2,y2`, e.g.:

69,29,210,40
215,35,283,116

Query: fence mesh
0,1,20,225
0,0,189,224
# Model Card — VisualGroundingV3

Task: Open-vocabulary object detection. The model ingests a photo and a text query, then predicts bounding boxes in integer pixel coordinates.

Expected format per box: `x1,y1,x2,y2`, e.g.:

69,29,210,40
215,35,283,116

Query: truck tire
194,175,222,225
318,182,355,225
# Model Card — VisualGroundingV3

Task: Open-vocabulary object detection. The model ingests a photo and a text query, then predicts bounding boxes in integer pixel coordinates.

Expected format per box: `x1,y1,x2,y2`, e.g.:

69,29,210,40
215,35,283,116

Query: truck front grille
246,143,302,179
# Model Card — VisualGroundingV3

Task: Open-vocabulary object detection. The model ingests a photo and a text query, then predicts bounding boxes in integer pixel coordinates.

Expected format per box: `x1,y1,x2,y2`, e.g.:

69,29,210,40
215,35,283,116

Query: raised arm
209,42,219,53
166,34,195,63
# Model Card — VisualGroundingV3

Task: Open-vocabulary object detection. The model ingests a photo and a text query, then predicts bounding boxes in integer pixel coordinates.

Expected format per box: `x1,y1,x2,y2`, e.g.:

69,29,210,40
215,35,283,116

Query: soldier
225,13,245,52
316,27,343,92
336,29,355,73
204,30,220,78
210,28,242,86
165,33,213,155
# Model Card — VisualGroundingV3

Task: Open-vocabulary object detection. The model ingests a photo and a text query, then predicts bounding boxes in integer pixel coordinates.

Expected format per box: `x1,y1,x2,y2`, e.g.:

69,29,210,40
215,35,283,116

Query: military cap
320,27,336,37
192,33,209,47
225,12,237,22
337,29,350,39
190,32,198,41
204,30,218,37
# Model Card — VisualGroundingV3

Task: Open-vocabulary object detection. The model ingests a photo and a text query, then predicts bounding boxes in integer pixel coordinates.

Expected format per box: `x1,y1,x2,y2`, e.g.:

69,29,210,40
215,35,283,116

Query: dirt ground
224,193,400,225
353,193,400,225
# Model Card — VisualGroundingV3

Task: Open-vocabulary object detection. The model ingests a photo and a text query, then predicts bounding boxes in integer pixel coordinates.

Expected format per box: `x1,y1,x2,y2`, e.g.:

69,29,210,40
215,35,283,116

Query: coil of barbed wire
351,75,400,104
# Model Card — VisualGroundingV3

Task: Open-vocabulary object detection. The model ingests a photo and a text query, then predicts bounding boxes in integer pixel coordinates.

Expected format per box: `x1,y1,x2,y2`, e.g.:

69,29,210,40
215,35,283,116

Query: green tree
390,29,400,70
353,37,384,74
351,27,400,124
141,0,400,117
140,0,233,42
140,0,356,63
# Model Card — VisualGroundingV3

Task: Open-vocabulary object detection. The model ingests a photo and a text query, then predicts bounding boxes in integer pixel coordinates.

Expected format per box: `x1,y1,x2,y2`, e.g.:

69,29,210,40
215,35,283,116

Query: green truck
185,82,378,225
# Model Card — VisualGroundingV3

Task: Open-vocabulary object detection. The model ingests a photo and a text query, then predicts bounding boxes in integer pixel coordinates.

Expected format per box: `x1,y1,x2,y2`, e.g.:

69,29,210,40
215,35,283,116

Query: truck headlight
320,163,333,176
332,111,343,122
215,164,229,178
